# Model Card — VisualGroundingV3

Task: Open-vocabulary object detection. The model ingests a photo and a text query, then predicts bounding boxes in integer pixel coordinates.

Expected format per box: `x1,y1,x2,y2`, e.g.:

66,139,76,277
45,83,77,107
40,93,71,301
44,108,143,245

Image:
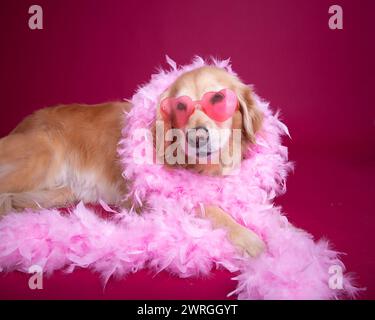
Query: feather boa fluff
0,57,358,299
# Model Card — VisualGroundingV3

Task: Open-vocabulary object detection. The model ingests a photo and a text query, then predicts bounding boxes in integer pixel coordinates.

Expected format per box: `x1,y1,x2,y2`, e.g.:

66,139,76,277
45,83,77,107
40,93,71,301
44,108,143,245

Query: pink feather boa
0,57,358,299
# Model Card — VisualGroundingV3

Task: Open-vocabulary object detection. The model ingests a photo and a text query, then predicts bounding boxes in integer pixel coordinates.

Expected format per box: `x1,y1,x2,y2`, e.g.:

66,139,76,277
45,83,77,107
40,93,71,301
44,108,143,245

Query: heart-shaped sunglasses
160,88,239,128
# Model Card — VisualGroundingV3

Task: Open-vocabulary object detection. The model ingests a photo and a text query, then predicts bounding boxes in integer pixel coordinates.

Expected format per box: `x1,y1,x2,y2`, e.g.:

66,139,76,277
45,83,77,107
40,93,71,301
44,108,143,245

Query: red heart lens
160,96,195,128
202,89,238,122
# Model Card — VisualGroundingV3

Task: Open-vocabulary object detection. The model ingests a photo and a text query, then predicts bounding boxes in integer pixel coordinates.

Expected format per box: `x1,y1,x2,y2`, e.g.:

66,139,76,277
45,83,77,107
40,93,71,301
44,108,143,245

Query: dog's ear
236,85,263,144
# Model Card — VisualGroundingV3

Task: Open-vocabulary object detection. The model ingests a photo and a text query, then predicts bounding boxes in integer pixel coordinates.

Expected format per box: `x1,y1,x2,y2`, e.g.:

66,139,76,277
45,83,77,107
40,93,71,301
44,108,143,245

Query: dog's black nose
187,126,209,148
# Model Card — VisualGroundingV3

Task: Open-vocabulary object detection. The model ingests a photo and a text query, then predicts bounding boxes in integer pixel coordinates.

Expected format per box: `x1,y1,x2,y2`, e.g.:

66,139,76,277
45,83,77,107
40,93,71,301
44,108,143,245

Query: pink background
0,0,374,299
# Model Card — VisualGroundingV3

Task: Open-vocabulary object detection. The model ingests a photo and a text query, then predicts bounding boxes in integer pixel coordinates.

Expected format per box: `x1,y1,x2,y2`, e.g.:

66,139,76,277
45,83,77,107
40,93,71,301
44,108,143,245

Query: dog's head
153,66,263,175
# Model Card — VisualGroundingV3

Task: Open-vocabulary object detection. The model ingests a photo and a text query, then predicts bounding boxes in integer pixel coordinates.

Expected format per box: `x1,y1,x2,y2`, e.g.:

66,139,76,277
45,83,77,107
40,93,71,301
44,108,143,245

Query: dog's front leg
200,205,265,257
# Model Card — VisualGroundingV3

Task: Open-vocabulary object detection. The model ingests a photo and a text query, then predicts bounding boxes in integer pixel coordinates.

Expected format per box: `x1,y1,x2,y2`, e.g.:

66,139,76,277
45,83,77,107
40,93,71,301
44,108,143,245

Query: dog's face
154,66,263,175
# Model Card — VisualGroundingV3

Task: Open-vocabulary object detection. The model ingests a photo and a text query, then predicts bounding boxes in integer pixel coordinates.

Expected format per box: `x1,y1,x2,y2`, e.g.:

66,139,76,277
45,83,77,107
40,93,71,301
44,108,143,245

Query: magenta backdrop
0,0,374,299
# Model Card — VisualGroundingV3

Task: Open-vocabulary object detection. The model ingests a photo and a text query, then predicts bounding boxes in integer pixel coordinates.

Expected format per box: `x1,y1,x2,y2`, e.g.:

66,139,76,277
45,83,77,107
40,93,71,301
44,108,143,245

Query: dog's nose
187,126,209,148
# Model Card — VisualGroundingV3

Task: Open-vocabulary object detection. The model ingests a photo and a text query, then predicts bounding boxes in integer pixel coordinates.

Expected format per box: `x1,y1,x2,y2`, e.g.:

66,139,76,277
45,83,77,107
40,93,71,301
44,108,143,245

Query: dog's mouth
185,127,232,159
185,138,224,160
195,148,213,158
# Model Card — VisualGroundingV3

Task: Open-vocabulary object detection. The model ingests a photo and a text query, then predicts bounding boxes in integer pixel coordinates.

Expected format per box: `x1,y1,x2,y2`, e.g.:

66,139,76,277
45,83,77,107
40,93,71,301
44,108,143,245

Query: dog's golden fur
0,102,128,212
0,66,265,256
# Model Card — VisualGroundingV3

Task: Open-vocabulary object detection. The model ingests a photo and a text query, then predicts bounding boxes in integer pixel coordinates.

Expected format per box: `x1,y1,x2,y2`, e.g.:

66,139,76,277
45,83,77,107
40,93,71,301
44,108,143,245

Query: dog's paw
230,225,265,257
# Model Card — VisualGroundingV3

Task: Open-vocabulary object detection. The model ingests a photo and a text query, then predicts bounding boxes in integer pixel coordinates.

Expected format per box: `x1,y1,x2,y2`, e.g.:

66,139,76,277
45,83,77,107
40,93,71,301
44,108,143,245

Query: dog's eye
176,102,187,111
210,93,224,104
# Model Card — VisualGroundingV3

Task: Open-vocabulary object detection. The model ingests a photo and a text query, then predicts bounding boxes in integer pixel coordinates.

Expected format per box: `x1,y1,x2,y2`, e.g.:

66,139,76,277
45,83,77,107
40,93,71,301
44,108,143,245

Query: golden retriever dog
0,66,265,257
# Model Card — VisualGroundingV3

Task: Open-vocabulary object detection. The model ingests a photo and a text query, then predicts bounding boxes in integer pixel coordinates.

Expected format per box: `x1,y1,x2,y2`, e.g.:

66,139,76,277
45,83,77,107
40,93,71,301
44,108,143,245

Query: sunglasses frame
160,88,239,128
